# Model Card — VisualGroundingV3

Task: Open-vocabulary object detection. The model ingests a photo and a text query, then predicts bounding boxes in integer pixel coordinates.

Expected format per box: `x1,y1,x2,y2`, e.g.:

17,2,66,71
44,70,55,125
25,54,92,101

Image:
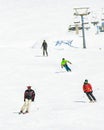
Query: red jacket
83,83,92,93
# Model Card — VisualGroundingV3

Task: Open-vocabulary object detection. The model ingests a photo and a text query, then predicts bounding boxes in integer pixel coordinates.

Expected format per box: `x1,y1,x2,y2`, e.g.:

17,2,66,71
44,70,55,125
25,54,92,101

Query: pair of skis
13,111,28,114
18,111,28,114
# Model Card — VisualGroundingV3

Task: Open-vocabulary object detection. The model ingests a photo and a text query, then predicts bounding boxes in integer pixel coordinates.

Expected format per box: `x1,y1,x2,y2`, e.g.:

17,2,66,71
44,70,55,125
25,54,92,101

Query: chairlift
68,24,82,31
101,19,104,21
73,16,80,24
101,14,104,21
74,21,80,24
84,22,89,24
91,17,99,25
91,11,99,25
91,21,99,25
83,16,89,24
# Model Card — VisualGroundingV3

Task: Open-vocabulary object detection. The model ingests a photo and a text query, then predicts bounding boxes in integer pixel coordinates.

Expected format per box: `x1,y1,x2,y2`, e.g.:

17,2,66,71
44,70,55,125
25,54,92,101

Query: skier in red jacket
19,86,35,114
83,79,96,103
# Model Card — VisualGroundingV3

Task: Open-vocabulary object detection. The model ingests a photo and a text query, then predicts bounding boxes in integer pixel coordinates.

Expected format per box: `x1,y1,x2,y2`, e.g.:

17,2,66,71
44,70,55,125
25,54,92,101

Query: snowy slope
0,34,104,130
0,0,104,130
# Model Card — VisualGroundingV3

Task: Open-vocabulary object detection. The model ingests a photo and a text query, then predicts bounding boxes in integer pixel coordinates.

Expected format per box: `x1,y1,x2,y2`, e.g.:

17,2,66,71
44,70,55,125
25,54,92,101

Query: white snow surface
0,0,104,130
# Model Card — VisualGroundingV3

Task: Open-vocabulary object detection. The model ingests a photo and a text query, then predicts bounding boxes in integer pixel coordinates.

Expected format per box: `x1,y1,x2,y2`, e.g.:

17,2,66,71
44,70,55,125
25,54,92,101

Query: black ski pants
43,49,48,56
85,92,96,101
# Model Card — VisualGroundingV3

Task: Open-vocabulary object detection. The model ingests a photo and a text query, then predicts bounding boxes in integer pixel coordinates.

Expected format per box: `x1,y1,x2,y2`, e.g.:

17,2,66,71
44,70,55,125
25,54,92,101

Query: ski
13,111,29,114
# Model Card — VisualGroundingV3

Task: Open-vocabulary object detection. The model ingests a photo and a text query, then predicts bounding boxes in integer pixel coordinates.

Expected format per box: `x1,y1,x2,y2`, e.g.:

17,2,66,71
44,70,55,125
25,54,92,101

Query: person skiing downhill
61,58,72,72
83,79,96,103
19,86,35,114
41,40,48,56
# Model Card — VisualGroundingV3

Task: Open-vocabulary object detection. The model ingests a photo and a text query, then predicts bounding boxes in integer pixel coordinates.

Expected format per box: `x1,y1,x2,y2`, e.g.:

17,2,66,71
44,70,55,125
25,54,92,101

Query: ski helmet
84,79,88,84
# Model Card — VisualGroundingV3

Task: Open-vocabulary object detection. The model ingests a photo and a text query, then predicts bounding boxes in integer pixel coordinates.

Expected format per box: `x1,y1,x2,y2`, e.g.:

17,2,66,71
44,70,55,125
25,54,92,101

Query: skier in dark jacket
19,86,35,114
41,40,48,56
83,79,96,103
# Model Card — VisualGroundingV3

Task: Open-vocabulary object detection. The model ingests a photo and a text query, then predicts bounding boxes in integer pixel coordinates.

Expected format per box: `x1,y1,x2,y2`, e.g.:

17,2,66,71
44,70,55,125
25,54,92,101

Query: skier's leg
86,93,93,102
20,99,28,113
67,66,71,71
90,92,96,101
65,65,71,71
46,50,48,56
43,50,45,56
25,99,32,113
64,65,68,71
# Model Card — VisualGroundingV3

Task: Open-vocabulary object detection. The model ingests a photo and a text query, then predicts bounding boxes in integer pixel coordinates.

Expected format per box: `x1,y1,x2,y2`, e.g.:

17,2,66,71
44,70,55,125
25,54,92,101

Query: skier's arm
32,91,35,101
83,85,86,92
24,92,26,101
68,60,72,64
61,62,63,68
